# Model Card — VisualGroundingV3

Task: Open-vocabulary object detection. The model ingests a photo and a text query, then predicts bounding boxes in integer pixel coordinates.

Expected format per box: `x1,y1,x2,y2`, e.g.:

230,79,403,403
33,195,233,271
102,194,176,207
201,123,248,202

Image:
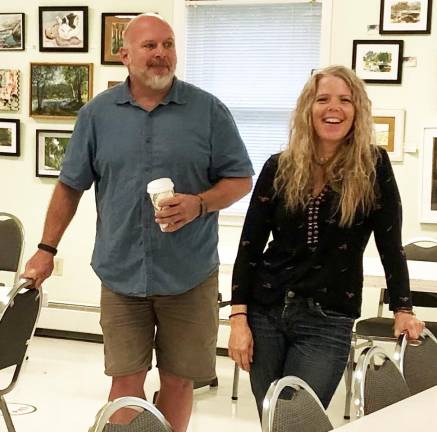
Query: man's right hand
21,250,55,288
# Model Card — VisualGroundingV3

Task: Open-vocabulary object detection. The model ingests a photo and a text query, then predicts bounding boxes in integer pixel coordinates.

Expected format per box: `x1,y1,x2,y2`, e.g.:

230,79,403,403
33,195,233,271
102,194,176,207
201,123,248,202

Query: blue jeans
248,297,354,417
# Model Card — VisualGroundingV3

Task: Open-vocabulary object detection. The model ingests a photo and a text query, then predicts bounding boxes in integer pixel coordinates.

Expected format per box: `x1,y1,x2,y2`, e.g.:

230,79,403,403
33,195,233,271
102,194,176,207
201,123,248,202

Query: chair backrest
379,238,437,310
89,397,173,432
261,376,333,432
0,279,41,396
394,328,437,395
0,212,25,287
353,346,410,418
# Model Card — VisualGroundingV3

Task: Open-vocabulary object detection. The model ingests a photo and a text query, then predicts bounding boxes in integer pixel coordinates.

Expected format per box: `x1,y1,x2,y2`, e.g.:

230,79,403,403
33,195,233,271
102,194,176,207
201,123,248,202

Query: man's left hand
394,311,425,340
155,193,201,232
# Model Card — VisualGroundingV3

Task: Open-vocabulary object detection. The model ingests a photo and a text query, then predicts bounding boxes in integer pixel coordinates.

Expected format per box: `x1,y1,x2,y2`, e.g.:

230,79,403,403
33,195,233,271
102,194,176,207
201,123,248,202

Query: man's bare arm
22,181,83,287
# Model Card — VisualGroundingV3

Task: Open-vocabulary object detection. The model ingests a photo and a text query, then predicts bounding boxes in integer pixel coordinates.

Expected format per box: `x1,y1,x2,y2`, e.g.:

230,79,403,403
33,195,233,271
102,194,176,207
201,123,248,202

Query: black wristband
229,312,248,319
38,243,58,256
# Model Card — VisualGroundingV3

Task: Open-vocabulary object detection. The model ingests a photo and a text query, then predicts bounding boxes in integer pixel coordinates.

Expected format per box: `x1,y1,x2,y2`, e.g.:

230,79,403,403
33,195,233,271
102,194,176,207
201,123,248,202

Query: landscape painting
0,13,25,50
36,129,72,177
30,63,93,119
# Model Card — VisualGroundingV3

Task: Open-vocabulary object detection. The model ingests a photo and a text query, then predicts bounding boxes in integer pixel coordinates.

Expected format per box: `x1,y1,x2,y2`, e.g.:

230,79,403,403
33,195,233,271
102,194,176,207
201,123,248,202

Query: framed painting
36,129,72,177
0,118,20,156
352,40,403,84
39,6,88,52
30,63,93,120
372,109,405,161
380,0,432,34
421,128,437,223
0,69,20,112
107,80,122,88
101,13,140,65
0,13,25,50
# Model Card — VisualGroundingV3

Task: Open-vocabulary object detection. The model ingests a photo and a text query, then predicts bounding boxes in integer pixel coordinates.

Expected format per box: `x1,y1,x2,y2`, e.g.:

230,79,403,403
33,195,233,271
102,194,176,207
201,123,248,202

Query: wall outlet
53,257,64,276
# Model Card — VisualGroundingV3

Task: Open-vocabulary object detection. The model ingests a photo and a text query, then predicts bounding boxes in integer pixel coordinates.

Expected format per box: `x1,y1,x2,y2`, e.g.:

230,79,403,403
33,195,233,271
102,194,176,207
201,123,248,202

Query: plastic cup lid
147,177,174,193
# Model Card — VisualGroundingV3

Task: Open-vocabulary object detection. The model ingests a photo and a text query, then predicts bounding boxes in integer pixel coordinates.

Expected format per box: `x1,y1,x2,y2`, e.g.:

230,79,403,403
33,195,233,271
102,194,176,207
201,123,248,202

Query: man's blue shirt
60,78,254,296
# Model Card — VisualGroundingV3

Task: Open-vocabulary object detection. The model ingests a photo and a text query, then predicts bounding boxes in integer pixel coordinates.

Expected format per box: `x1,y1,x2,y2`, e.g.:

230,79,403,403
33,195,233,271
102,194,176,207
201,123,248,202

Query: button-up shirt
60,78,254,296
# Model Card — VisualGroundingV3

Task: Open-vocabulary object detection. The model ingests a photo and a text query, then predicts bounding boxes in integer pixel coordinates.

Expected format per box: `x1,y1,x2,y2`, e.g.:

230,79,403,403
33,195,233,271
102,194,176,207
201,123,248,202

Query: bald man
23,13,253,432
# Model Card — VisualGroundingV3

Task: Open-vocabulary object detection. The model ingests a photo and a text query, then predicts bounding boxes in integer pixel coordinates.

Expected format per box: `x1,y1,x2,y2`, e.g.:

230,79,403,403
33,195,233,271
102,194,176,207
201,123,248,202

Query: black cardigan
231,147,412,318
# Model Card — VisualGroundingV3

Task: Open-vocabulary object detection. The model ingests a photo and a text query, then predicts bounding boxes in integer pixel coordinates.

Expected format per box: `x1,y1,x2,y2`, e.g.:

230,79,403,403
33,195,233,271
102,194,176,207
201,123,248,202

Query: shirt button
287,291,295,299
146,137,151,143
315,302,320,306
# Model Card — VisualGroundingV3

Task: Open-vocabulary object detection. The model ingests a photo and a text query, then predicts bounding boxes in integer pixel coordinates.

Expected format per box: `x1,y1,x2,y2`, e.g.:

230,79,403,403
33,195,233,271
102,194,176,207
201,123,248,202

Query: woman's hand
228,316,254,372
394,311,425,340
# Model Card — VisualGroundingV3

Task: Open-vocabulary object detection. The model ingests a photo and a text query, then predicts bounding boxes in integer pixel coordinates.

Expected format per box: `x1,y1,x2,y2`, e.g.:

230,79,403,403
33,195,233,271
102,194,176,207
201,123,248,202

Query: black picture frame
0,13,25,51
352,40,404,84
379,0,432,34
36,129,72,178
39,6,88,52
101,12,140,65
0,118,20,156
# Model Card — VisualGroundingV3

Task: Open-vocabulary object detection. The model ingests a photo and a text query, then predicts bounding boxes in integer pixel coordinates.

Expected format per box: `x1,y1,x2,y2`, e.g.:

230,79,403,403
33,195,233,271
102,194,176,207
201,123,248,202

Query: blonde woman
228,65,424,416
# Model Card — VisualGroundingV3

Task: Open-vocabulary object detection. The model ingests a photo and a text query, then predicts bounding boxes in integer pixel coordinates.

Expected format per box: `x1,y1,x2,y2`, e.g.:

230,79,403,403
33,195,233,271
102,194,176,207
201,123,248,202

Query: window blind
185,1,322,214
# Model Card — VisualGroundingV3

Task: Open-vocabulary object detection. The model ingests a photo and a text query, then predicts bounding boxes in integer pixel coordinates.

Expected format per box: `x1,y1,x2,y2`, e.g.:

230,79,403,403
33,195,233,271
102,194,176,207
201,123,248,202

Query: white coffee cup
147,178,175,231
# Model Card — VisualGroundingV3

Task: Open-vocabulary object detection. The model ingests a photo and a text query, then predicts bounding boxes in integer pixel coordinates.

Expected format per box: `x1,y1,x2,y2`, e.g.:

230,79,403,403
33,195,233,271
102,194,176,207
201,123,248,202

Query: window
184,0,324,214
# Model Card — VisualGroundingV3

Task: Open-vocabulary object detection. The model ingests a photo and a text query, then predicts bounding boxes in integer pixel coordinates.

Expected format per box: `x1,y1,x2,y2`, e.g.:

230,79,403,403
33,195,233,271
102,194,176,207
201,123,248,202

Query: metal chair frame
261,376,327,432
0,278,41,432
89,396,173,432
393,328,437,392
352,345,408,419
344,237,437,418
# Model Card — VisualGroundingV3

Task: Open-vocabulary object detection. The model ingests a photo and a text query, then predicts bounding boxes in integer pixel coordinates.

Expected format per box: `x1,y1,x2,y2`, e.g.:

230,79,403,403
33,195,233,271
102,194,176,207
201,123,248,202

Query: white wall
1,0,436,339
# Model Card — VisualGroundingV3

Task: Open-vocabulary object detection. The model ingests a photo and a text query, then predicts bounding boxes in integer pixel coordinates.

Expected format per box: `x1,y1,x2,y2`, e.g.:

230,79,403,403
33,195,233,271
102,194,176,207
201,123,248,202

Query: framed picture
352,40,403,84
372,109,405,161
39,6,88,52
101,13,140,65
0,69,20,112
107,80,122,88
420,128,437,223
0,119,20,156
30,63,93,120
380,0,432,34
36,129,72,177
0,13,25,50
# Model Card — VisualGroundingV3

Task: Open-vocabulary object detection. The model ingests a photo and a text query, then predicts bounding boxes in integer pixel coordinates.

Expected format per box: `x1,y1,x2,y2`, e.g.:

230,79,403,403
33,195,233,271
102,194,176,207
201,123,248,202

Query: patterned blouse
231,147,412,318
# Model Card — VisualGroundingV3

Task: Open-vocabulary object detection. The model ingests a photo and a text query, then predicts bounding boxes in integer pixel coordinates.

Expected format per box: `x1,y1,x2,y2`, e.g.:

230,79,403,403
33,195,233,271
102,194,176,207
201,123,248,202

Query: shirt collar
115,77,187,106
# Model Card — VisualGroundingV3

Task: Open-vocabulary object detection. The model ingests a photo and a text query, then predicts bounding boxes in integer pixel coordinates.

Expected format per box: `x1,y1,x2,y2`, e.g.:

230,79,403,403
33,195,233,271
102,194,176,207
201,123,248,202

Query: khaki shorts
100,271,219,381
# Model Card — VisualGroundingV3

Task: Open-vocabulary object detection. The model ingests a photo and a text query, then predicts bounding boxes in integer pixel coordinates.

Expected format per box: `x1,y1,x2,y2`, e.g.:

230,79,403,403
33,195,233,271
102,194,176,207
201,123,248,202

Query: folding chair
0,212,25,288
343,237,437,418
261,376,333,432
88,396,173,432
394,328,437,395
352,345,410,419
0,278,41,432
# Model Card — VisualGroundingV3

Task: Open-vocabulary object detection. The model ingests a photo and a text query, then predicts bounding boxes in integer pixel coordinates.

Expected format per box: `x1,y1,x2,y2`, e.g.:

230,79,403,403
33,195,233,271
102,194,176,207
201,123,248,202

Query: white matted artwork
372,109,405,161
420,128,437,223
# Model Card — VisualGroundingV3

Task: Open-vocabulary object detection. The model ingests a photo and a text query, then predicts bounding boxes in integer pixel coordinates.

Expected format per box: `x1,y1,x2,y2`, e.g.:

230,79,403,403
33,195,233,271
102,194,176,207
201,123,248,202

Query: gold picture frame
372,109,405,161
30,62,93,120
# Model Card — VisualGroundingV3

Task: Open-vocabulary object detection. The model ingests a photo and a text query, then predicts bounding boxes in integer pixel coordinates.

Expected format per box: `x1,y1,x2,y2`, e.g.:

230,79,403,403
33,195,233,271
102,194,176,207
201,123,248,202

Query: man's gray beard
145,73,174,90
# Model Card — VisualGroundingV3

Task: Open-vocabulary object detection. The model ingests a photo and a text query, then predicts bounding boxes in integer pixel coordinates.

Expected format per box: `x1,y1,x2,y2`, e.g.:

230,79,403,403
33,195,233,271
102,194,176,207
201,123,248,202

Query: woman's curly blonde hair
274,65,378,227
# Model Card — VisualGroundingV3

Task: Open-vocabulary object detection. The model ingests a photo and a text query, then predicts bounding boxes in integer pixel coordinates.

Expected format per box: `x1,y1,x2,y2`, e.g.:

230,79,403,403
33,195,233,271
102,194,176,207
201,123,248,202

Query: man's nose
154,44,166,57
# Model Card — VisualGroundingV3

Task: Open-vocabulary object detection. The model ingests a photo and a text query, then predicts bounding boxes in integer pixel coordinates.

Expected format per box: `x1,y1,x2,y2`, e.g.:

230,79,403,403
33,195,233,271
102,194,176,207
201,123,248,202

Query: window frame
172,0,333,226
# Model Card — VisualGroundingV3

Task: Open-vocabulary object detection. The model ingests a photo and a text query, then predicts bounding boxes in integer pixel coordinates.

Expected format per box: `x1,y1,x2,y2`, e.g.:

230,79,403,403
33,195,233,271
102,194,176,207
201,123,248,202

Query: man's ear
119,47,129,65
